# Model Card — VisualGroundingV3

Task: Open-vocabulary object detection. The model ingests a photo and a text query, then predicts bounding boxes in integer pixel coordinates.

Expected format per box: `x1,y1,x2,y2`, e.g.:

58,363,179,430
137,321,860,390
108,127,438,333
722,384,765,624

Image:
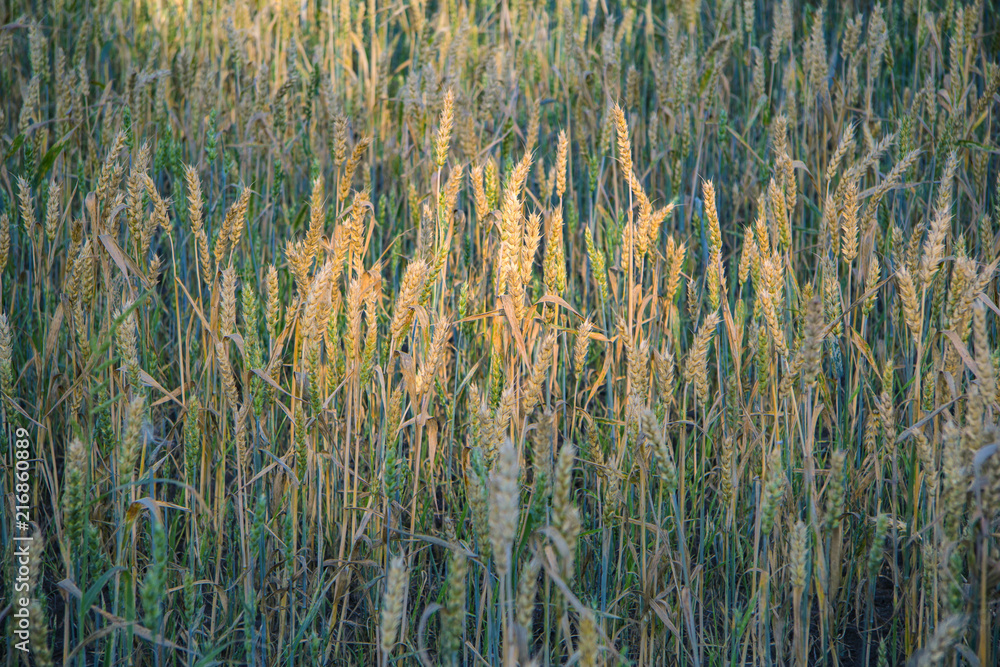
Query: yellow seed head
574,318,593,378
524,97,541,153
665,238,686,305
435,88,455,167
307,175,326,262
220,267,237,338
556,130,569,199
685,312,720,402
840,179,859,262
0,212,9,274
44,180,61,241
471,164,488,220
703,180,721,254
340,136,371,201
390,259,430,345
265,265,279,343
612,103,632,177
17,176,35,231
896,267,921,342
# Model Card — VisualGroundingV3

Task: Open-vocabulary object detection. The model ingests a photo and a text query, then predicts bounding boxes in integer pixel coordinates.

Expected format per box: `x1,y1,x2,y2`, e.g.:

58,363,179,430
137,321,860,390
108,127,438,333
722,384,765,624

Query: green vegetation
1,0,999,665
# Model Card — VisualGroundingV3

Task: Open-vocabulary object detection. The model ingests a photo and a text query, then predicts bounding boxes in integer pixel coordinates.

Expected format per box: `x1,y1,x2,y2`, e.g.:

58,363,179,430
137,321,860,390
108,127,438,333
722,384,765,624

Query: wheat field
0,0,999,665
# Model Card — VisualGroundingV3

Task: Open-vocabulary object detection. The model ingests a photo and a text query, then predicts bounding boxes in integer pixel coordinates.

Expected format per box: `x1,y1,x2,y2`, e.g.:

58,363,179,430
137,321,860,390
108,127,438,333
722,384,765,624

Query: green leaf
3,134,24,163
34,127,76,186
291,201,308,232
82,566,125,613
